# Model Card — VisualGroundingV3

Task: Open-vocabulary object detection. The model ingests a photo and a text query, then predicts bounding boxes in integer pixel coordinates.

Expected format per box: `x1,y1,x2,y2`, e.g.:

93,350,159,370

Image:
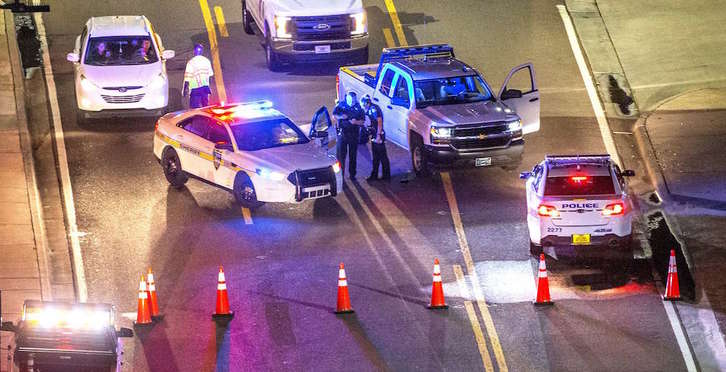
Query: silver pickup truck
334,44,540,175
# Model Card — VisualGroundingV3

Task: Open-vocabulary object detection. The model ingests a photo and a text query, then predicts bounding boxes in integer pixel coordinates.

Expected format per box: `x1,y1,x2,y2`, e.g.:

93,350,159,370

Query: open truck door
499,63,540,135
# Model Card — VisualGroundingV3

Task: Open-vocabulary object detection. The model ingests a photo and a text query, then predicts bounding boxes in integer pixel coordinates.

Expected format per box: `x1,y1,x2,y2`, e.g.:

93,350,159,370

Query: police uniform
184,55,213,108
333,101,365,178
366,103,390,180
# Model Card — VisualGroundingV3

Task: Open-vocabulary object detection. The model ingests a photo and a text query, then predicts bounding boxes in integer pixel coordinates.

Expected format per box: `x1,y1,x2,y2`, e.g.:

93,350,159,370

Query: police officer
183,44,214,108
361,94,390,181
333,92,365,179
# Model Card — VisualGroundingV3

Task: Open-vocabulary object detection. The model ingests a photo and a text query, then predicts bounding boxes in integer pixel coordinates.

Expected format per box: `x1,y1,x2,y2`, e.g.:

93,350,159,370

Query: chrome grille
453,123,508,137
451,137,510,150
101,93,145,104
293,15,351,41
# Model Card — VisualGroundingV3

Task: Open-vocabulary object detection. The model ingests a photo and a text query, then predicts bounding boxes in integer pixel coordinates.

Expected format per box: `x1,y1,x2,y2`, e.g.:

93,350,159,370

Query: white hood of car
273,0,363,16
240,141,335,174
81,63,161,88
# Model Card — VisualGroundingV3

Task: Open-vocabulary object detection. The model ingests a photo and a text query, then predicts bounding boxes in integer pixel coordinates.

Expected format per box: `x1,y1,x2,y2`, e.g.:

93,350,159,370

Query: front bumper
271,34,368,61
75,78,168,113
253,169,343,203
425,139,524,167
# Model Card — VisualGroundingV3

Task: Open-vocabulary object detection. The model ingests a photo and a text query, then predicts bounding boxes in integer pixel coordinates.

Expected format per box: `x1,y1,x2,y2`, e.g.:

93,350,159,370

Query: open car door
309,106,336,155
499,63,540,135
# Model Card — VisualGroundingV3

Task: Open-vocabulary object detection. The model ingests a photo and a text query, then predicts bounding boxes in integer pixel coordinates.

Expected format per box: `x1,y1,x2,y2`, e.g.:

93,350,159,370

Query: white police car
153,100,342,209
520,154,636,256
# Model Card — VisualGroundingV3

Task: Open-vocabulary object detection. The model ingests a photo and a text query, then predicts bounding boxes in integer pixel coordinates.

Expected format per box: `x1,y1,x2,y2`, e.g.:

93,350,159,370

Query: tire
264,25,283,72
161,148,188,188
530,242,543,257
410,134,429,176
242,1,255,35
233,172,264,209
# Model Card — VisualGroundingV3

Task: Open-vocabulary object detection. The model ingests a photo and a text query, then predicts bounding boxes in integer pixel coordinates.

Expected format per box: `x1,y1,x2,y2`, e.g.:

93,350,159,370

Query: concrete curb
3,11,52,301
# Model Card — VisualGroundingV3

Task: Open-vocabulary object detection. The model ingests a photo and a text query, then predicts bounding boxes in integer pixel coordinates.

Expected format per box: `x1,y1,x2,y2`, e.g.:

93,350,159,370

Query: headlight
256,168,285,181
274,15,292,39
350,12,367,35
148,73,166,89
430,126,453,138
80,74,98,91
506,120,522,132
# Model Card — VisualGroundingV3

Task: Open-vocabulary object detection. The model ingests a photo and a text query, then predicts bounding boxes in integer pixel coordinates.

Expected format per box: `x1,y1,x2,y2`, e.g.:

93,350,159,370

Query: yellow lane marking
241,207,253,224
214,6,229,37
455,265,494,372
198,0,227,103
382,27,396,48
442,172,508,372
383,0,408,46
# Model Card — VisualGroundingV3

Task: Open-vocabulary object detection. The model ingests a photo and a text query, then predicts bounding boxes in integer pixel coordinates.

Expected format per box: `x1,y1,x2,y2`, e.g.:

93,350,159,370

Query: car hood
241,141,335,174
273,0,363,16
415,100,518,126
80,63,161,88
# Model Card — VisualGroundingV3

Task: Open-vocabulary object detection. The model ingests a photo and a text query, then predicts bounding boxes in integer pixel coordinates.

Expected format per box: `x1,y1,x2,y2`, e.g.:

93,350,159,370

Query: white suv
67,16,175,123
520,155,635,257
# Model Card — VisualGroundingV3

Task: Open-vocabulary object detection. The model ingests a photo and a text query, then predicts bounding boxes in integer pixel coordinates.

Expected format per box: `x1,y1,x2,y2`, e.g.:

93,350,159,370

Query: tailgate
548,198,614,227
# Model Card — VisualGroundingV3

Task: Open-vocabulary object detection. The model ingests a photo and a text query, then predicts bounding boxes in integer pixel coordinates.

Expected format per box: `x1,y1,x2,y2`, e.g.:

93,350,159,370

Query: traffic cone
212,266,234,321
428,258,448,309
335,263,354,314
534,254,553,306
663,249,681,301
134,275,153,326
146,268,162,321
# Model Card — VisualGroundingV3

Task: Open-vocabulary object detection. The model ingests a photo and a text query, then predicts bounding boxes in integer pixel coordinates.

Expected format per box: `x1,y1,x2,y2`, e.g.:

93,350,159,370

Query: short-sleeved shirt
333,102,365,140
365,104,384,139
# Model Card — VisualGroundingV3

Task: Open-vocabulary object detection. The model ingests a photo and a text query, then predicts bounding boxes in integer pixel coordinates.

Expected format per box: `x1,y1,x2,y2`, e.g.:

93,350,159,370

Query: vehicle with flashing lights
66,16,176,124
241,0,369,71
520,154,636,257
153,100,343,209
335,44,540,175
0,300,133,372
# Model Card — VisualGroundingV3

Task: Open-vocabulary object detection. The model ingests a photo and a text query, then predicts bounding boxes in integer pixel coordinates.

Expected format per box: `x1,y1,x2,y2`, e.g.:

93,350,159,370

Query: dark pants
189,86,210,108
337,136,358,178
371,142,390,179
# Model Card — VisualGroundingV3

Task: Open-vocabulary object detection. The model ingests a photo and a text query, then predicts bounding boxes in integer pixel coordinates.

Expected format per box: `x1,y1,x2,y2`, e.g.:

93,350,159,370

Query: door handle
373,97,379,102
387,105,393,110
529,97,539,102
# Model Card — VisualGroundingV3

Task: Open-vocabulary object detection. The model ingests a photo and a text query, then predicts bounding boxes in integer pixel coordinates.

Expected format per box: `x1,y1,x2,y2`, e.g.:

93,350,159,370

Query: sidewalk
0,11,46,371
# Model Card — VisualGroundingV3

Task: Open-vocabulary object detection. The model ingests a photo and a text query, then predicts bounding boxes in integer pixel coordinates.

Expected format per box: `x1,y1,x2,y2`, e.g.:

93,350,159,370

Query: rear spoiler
375,44,455,83
545,154,612,166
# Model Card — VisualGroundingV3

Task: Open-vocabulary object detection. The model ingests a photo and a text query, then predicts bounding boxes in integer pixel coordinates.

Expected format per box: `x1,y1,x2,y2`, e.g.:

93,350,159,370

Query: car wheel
234,172,264,209
162,148,188,188
530,242,543,257
242,1,255,35
410,135,429,176
265,25,283,72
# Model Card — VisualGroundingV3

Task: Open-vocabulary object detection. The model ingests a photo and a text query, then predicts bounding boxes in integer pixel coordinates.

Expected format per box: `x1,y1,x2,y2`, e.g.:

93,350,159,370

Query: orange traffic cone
135,275,153,326
428,258,448,309
663,249,681,301
146,268,161,320
335,263,354,314
534,254,553,306
213,266,234,321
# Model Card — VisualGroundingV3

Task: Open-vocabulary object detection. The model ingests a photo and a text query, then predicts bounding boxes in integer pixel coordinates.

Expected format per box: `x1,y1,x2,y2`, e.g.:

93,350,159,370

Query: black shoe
366,175,378,181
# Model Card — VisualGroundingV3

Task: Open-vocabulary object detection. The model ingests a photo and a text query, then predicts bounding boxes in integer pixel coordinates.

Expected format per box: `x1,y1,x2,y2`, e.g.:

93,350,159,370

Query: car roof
392,57,476,80
87,16,151,37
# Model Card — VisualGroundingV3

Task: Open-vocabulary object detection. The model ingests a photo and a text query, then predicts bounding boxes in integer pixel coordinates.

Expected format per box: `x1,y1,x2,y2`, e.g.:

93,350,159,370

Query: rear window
544,176,615,196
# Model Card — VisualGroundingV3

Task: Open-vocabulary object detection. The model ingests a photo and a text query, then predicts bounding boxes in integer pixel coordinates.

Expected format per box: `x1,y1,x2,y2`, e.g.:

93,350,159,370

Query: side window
393,75,410,102
503,65,535,95
179,116,209,138
379,69,396,96
207,122,231,145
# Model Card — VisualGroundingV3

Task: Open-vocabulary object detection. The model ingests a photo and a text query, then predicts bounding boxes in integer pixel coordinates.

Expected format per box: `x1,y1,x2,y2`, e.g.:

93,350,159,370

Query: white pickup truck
242,0,369,71
334,44,541,175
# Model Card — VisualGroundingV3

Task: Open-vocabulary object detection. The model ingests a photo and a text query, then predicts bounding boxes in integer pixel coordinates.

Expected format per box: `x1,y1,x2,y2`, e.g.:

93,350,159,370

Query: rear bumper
425,139,524,166
540,233,632,249
271,34,368,61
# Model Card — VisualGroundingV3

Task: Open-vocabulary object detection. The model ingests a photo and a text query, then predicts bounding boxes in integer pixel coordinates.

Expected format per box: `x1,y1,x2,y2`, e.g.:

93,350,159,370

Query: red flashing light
537,204,560,217
602,202,625,216
570,176,588,183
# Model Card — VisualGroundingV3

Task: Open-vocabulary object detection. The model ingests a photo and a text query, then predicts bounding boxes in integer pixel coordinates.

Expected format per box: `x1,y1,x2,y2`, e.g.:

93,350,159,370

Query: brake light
570,176,588,183
335,74,340,101
537,204,560,217
154,120,159,131
602,202,625,216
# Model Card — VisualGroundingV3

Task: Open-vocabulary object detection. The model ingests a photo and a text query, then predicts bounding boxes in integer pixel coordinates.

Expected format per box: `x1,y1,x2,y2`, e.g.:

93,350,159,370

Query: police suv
520,155,636,256
153,101,343,209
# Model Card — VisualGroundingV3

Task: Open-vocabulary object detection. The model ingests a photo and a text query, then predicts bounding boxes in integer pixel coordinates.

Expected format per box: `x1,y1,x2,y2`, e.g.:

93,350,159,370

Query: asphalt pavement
36,0,690,370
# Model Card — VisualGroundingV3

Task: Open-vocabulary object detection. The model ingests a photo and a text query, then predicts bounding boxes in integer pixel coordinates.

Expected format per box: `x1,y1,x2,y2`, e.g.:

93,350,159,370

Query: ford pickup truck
334,44,540,175
242,0,369,71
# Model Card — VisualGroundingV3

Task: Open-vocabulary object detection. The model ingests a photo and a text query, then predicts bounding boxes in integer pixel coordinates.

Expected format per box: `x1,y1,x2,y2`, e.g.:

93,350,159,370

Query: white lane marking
33,12,88,302
241,207,253,224
556,5,622,167
663,301,698,372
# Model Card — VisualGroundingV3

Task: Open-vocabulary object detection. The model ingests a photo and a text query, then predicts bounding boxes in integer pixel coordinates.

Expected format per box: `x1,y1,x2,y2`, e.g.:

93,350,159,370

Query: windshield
544,176,616,196
230,118,310,151
414,75,493,108
84,36,158,66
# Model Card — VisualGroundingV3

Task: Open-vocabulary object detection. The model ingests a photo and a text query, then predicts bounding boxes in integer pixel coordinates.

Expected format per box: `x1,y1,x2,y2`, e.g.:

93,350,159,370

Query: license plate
475,157,492,167
572,234,591,245
315,45,331,54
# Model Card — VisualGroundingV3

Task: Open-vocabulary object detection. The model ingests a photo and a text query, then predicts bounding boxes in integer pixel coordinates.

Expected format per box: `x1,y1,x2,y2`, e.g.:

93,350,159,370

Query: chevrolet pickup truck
242,0,369,71
334,44,540,175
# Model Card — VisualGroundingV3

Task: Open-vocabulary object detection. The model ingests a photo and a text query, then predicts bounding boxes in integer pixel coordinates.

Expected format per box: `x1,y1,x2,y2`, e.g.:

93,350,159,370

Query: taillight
335,74,340,101
602,202,625,216
537,204,560,217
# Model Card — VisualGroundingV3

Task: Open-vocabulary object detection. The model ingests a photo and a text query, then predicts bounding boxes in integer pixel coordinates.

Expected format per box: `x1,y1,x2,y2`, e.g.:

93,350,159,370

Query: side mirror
215,142,233,151
391,97,410,108
1,321,16,333
501,89,523,100
519,171,531,180
67,52,80,63
117,327,134,338
622,169,635,177
162,50,175,60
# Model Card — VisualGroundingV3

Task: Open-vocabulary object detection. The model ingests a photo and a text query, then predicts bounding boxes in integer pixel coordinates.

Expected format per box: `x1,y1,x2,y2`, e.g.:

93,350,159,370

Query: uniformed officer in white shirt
183,44,214,108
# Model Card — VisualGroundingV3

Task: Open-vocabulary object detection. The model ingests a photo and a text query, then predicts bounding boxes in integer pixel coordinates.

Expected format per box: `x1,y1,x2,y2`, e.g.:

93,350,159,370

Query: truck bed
340,63,379,88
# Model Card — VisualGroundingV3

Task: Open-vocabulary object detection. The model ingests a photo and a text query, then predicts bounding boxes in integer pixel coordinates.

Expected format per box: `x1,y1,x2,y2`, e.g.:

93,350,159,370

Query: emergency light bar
22,301,113,331
545,154,611,167
376,44,455,81
210,100,274,115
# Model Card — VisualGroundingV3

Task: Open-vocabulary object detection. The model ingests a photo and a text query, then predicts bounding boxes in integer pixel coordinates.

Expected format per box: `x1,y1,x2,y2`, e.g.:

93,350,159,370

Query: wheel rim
413,146,422,171
164,156,178,177
241,184,256,202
